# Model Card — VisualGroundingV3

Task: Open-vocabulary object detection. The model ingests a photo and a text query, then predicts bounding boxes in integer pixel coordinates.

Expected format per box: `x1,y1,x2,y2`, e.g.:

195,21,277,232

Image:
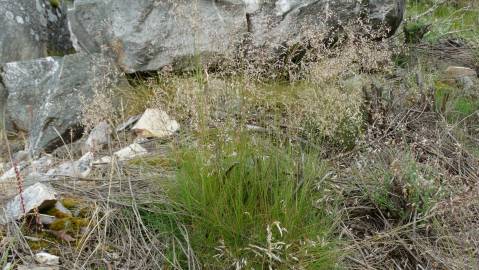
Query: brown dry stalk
2,134,26,215
12,161,26,214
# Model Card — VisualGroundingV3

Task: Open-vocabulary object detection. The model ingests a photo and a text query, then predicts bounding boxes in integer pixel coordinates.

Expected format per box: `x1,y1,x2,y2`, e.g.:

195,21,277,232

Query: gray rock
68,0,248,72
53,201,72,217
47,152,94,178
35,252,60,266
82,121,111,153
1,53,122,155
131,109,180,139
93,155,112,165
67,0,404,73
2,262,12,270
115,114,141,133
2,182,57,224
457,76,475,91
0,156,53,184
0,161,29,181
17,265,59,270
39,214,56,225
43,0,75,56
23,172,52,186
52,138,85,160
0,0,73,64
0,0,47,63
368,0,406,35
114,143,148,161
249,0,405,49
13,150,30,163
445,66,477,79
29,155,54,174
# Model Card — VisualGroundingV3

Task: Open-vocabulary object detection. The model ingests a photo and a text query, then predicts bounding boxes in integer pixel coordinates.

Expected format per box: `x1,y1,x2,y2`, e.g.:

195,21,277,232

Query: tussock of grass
144,133,340,269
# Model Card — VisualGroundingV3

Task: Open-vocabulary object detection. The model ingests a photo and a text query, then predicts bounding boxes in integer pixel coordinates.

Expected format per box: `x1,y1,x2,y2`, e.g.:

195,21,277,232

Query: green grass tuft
144,133,340,269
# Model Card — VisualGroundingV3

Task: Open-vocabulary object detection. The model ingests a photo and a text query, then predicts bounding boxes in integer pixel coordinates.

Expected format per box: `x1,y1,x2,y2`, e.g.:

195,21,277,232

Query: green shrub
434,80,479,122
404,21,430,44
406,1,479,42
357,151,443,222
49,0,60,8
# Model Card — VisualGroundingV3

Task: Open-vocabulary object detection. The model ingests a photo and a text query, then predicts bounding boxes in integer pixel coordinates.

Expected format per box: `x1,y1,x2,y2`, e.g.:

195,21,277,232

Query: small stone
39,214,56,225
132,109,180,139
0,156,53,182
83,121,112,153
17,265,59,270
13,151,29,163
52,140,84,160
29,156,54,174
23,172,52,186
116,115,141,133
35,252,60,266
133,137,150,144
3,183,57,224
47,152,93,178
93,156,112,165
114,143,147,161
53,201,72,217
445,66,477,79
0,161,29,181
0,164,22,181
245,124,266,132
457,76,475,91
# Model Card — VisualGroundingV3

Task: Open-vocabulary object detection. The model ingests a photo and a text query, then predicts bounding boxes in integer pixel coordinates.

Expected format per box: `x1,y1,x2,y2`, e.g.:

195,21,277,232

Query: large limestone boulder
248,0,405,48
68,0,405,73
1,53,121,155
0,0,48,63
0,0,73,64
68,0,247,73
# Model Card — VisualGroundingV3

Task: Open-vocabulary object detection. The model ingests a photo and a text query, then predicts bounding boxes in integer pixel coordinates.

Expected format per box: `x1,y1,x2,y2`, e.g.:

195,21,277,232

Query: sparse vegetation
1,1,478,269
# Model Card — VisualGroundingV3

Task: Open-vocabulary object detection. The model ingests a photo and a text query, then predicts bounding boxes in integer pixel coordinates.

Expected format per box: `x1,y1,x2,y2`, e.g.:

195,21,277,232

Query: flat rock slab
47,152,94,178
1,53,122,155
114,143,148,161
2,182,57,224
